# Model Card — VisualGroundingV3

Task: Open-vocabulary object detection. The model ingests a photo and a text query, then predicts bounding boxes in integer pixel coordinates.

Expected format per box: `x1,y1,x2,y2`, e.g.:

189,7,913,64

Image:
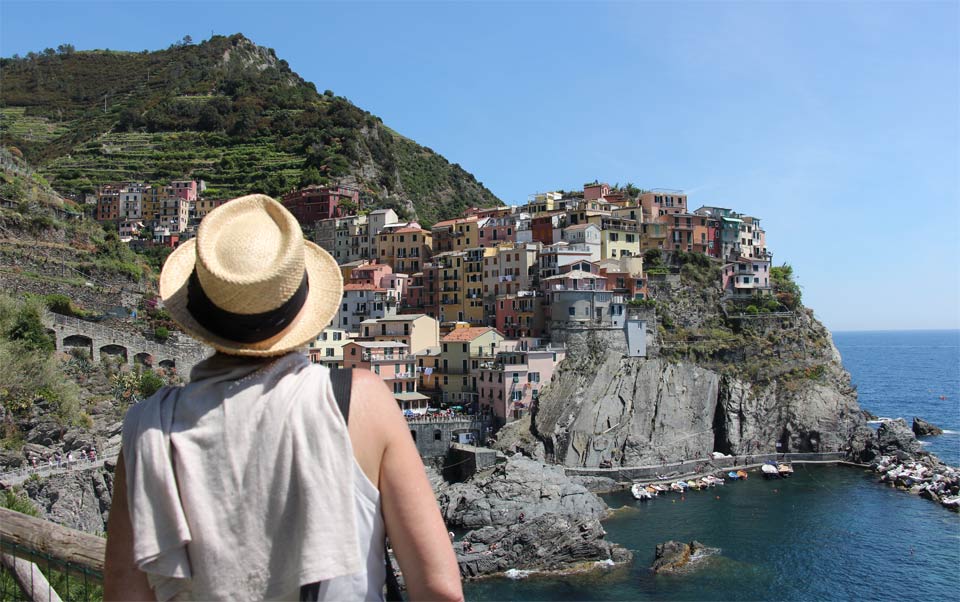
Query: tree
56,44,75,55
771,264,802,310
298,167,323,187
182,35,193,45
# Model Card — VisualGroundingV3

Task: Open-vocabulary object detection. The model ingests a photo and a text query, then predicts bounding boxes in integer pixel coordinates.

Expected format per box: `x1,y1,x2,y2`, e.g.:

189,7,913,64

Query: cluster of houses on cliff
94,179,774,426
297,181,774,425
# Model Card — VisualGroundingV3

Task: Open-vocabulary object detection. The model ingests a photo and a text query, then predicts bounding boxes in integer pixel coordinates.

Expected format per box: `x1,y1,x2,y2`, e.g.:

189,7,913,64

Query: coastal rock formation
456,513,631,579
438,455,608,529
912,417,944,437
651,540,719,573
20,463,114,533
872,455,959,512
533,313,865,468
877,419,923,456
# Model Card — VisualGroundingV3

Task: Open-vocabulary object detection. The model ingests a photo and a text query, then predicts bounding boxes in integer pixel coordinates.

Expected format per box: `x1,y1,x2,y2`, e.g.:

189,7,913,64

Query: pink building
478,215,517,247
721,258,772,298
349,261,393,287
341,341,429,412
170,180,198,202
477,344,566,424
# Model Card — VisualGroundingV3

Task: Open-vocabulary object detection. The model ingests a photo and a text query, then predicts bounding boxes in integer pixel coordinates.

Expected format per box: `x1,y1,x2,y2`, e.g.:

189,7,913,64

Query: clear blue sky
2,1,958,332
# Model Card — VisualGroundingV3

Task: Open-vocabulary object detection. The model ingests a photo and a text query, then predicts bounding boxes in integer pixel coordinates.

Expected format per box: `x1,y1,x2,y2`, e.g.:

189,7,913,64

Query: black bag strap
331,368,353,425
300,368,405,602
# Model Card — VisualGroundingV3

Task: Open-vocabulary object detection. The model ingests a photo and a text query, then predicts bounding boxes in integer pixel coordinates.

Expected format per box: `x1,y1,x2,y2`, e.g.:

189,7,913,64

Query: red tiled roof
394,227,424,234
441,327,496,342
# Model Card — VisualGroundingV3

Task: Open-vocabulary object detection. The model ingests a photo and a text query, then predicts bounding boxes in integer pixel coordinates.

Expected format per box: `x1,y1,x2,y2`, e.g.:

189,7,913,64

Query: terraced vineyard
44,131,303,198
0,107,73,143
0,34,501,222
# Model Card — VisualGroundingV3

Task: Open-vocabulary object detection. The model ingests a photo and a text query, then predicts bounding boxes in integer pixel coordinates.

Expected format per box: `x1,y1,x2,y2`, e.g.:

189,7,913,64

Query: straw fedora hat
159,194,342,356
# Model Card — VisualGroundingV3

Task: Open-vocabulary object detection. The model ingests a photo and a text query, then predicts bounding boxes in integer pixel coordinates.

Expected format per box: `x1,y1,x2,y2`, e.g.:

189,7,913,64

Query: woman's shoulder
120,386,181,440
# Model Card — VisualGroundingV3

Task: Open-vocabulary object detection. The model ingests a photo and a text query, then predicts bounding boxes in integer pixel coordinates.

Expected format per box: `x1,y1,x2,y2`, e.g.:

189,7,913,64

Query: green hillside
0,34,500,224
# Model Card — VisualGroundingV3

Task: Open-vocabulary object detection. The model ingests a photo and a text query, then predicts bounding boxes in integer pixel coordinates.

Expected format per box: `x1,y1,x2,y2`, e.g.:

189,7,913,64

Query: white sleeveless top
121,353,385,601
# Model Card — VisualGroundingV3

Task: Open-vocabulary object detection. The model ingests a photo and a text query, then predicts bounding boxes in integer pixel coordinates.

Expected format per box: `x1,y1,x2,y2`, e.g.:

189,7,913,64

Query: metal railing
0,507,105,601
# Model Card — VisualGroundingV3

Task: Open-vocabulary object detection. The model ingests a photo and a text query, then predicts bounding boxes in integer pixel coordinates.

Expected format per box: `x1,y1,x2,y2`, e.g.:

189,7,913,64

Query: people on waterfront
104,195,462,602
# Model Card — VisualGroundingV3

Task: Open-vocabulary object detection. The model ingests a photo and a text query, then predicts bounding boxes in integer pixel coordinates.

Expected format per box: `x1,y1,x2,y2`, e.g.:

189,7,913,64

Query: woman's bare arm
351,370,463,602
103,453,156,601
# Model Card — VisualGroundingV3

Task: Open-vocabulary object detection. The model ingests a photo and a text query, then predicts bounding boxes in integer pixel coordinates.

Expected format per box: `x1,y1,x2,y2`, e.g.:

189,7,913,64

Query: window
434,430,442,441
333,331,342,341
568,307,575,316
462,344,468,352
350,347,357,355
511,390,522,401
528,372,540,383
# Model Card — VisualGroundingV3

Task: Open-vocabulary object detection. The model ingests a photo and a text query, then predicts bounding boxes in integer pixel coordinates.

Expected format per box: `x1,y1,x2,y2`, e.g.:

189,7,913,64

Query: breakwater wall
565,451,857,483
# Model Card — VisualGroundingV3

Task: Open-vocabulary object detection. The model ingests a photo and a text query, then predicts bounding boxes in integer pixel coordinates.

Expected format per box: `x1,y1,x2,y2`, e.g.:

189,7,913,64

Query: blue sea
464,330,960,601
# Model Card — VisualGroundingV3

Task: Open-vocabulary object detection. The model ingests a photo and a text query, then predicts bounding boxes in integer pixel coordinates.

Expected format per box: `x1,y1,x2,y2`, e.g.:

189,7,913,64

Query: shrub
154,326,169,341
5,300,54,353
44,294,88,318
138,369,165,398
2,489,39,517
745,305,760,315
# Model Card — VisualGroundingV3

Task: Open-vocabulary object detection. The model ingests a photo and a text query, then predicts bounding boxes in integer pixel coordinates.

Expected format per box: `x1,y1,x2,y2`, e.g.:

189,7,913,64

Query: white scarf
121,353,361,601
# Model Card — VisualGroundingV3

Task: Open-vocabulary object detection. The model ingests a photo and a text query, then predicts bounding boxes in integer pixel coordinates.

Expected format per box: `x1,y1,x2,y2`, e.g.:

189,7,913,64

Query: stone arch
134,352,154,367
63,334,93,357
100,344,128,363
158,359,176,370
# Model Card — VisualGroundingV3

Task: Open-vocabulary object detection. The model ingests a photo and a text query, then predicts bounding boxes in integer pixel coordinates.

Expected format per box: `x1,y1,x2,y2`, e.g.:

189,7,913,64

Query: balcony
381,371,417,380
361,353,416,362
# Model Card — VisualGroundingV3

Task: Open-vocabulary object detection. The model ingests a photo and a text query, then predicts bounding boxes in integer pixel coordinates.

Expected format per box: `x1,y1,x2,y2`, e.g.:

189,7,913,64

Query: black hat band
186,269,310,343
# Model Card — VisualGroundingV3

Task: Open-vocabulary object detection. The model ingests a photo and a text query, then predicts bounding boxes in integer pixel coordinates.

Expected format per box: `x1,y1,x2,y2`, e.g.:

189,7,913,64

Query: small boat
761,463,780,479
777,463,794,477
737,470,748,480
704,475,725,486
670,482,685,493
727,471,740,480
686,480,701,490
646,485,660,496
651,484,669,493
631,483,653,500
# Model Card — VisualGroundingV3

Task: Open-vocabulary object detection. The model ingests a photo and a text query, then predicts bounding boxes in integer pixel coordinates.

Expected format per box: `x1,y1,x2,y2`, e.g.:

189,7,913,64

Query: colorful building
342,341,427,412
477,343,566,424
438,326,505,406
281,185,360,226
358,314,439,355
307,328,350,368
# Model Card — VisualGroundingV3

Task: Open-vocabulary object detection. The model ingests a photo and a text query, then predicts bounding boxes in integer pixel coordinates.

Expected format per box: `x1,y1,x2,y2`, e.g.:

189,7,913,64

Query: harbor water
464,330,960,601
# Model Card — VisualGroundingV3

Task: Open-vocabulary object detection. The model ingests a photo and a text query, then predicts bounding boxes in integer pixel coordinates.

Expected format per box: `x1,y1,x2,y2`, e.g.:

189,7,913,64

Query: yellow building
358,314,440,355
438,326,505,405
463,247,496,325
598,216,641,259
526,191,562,215
377,225,433,274
435,251,466,323
431,216,480,254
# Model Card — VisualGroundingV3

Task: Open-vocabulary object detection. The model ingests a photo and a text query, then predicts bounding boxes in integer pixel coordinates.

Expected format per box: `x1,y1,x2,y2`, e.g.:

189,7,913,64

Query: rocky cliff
526,265,869,468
